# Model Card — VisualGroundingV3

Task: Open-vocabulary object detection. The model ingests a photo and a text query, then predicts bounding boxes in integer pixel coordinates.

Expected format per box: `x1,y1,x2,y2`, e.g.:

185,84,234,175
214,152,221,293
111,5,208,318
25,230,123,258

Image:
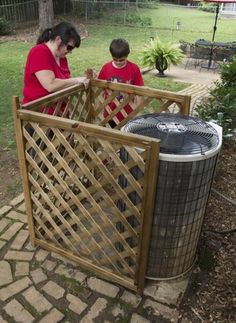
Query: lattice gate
13,80,190,294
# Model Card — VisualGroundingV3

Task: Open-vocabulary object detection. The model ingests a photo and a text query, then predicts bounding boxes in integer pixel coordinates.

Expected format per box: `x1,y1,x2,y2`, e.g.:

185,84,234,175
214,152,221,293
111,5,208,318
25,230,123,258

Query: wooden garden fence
13,78,191,294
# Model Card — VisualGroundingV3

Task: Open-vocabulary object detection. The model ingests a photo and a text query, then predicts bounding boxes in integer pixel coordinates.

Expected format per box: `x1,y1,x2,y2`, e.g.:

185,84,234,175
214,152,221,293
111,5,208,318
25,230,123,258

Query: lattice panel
22,86,90,122
20,116,159,290
90,80,189,130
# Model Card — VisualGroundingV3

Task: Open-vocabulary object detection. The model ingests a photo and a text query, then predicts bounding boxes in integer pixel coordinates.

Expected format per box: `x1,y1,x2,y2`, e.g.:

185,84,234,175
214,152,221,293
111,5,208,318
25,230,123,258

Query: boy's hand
84,69,97,79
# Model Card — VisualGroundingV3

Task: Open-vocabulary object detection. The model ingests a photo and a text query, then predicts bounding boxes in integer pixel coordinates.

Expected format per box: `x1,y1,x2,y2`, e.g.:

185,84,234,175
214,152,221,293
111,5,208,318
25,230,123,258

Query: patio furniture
185,44,200,68
185,44,212,69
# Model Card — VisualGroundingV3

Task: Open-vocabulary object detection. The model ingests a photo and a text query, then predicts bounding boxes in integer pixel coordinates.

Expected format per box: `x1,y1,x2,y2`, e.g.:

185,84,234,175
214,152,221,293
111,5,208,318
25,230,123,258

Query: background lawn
1,4,236,153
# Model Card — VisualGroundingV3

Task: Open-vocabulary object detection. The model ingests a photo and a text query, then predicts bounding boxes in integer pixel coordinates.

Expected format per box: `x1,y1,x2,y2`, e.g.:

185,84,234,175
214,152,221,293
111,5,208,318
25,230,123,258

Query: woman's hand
84,68,97,79
75,76,90,89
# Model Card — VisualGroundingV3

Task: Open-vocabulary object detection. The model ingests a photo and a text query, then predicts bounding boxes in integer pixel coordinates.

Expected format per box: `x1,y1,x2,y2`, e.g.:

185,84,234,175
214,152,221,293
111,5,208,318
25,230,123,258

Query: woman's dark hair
37,21,81,48
109,38,130,58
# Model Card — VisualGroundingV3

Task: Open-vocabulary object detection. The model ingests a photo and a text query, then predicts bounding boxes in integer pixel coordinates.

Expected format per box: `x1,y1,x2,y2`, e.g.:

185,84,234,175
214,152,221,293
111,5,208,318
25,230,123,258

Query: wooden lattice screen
13,80,190,294
90,80,191,129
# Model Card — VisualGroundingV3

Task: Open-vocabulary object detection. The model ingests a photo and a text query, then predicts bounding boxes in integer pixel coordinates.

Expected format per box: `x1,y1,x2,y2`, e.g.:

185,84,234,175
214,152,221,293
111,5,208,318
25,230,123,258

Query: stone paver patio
0,194,189,322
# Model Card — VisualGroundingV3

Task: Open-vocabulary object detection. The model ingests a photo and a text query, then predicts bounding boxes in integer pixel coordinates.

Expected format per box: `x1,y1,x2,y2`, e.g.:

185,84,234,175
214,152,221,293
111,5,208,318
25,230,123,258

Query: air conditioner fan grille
123,113,219,155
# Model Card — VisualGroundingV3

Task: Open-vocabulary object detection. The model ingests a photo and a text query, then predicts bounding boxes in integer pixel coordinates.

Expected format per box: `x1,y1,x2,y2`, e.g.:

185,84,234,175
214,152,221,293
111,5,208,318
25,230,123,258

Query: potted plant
141,37,185,76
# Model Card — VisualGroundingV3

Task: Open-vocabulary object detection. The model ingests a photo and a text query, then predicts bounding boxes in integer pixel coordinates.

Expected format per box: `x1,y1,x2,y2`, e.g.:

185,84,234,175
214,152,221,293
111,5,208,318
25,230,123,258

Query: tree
38,0,54,33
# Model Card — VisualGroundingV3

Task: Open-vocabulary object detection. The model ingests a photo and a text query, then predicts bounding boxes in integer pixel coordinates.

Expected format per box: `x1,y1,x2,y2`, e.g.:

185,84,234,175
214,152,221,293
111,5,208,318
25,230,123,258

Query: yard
0,4,235,322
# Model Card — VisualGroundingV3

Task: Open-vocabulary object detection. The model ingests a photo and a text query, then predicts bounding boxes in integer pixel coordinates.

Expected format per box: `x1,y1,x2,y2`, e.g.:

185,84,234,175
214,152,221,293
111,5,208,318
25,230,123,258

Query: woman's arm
35,70,90,92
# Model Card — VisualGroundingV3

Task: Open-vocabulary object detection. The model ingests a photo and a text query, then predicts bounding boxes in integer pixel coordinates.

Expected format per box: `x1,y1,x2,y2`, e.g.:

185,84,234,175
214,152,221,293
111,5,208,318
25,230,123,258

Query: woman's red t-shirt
22,43,70,105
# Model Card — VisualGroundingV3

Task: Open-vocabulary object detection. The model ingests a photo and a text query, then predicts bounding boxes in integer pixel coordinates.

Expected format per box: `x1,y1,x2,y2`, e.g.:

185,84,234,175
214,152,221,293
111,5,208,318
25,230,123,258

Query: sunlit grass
1,5,235,151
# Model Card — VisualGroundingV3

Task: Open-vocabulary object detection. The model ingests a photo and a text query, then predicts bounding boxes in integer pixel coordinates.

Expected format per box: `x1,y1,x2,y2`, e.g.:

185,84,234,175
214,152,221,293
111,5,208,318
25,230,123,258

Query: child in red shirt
98,39,144,127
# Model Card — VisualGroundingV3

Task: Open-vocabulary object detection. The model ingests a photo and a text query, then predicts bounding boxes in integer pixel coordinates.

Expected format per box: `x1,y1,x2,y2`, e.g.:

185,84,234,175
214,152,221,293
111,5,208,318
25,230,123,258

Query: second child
98,38,144,127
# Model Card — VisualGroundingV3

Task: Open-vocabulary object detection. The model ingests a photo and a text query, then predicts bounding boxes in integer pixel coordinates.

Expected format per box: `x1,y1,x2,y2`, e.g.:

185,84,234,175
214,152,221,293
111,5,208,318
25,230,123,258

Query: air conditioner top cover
122,113,220,155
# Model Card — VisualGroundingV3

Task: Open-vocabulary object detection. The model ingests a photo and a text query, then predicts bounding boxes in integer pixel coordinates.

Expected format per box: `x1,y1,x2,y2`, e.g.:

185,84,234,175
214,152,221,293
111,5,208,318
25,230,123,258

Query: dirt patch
179,142,236,323
0,149,22,207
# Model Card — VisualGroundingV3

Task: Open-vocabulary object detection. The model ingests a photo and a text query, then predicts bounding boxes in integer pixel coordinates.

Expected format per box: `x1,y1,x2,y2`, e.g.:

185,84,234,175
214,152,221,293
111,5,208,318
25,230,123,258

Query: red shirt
22,43,70,105
98,60,144,122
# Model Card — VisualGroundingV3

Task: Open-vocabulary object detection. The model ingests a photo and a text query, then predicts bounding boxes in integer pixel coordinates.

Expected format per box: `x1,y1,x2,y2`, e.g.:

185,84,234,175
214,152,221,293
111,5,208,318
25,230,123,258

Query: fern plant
141,38,185,76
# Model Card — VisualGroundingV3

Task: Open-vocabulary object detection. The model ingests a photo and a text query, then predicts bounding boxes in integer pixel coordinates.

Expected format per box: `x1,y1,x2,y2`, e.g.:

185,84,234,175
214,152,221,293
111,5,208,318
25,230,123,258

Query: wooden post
136,140,160,294
183,95,191,115
12,96,36,246
85,68,95,124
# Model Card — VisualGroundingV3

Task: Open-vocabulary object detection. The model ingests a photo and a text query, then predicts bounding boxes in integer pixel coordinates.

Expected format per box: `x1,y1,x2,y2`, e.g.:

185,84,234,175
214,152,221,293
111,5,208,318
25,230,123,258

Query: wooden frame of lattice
90,79,191,129
12,79,190,294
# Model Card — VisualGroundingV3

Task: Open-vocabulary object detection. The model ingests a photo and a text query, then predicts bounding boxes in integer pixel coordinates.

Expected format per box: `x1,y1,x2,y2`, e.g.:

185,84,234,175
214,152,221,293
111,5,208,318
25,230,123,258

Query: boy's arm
133,64,144,86
132,65,144,108
97,65,106,80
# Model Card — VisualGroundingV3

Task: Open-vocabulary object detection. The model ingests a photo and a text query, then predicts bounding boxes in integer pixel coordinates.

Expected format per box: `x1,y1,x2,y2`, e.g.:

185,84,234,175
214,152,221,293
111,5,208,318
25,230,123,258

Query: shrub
114,13,152,27
198,3,217,13
137,2,159,9
196,56,236,140
0,17,12,36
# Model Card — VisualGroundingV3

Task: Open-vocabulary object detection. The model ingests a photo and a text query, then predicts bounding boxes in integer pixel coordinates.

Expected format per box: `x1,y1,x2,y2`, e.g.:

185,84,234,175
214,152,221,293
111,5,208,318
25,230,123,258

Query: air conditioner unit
122,113,222,279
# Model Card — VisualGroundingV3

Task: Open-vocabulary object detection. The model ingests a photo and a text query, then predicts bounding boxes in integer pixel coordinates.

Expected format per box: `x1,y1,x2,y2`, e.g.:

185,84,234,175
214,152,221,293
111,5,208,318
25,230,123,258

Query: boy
98,38,144,128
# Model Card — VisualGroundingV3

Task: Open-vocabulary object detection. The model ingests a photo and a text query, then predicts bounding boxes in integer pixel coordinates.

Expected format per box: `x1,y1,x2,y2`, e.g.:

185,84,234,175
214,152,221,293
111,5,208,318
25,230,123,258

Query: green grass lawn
139,5,236,42
84,4,236,43
1,4,235,152
0,39,187,151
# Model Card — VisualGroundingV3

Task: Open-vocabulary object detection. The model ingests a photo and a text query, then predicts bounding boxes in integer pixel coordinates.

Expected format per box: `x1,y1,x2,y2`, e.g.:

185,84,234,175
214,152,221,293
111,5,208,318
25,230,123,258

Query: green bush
196,56,236,140
137,2,159,9
114,13,152,27
198,3,217,13
0,17,12,36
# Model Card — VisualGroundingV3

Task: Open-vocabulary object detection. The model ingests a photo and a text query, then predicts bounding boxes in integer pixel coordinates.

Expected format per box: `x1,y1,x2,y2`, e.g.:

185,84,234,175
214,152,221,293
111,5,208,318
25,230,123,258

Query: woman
22,21,89,107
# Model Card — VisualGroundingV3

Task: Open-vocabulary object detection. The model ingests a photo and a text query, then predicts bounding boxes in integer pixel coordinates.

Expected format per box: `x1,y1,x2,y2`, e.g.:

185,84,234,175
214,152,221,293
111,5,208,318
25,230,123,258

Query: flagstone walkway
0,193,188,322
178,83,214,115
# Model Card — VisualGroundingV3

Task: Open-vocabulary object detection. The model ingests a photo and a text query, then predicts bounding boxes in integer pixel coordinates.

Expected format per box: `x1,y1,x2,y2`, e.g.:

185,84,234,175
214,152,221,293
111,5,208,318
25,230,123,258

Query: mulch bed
179,141,236,323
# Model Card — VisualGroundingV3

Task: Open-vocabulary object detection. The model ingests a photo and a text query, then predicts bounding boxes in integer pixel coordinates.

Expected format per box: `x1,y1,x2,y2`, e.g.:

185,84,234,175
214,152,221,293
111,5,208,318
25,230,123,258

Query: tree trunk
38,0,54,33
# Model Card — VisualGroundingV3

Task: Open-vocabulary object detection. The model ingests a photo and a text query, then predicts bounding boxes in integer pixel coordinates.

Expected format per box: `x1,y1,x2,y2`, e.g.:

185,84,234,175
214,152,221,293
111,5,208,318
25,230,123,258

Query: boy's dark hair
109,39,130,58
37,21,81,48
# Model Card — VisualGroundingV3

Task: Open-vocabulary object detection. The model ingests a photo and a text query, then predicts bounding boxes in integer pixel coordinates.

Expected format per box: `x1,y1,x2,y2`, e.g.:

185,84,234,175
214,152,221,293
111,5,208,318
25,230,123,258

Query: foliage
114,12,152,27
0,17,12,35
53,0,73,14
197,2,217,13
137,2,159,9
141,37,185,76
220,56,236,87
196,57,236,140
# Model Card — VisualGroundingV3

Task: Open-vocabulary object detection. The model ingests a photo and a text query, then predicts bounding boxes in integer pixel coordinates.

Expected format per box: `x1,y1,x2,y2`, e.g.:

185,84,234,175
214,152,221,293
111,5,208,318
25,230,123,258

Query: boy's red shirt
98,60,144,122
